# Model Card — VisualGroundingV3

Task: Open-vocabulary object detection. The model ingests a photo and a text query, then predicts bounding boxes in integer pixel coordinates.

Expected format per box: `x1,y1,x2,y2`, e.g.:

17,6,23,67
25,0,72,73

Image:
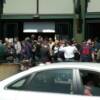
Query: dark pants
80,55,92,62
65,58,75,62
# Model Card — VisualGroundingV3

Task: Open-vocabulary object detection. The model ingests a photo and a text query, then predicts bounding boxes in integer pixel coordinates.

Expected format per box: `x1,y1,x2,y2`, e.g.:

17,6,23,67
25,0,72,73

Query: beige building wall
0,64,20,81
39,0,74,14
3,0,37,14
88,0,100,12
3,0,74,15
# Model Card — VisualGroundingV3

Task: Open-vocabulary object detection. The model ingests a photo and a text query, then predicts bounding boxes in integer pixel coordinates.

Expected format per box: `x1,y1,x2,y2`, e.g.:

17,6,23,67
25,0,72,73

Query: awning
23,22,55,33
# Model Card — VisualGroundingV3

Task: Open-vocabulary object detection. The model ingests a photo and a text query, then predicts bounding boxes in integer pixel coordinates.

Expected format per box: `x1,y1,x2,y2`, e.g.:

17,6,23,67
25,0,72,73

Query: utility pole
0,0,3,19
73,0,77,38
73,0,83,42
0,0,3,39
34,0,39,18
80,0,86,40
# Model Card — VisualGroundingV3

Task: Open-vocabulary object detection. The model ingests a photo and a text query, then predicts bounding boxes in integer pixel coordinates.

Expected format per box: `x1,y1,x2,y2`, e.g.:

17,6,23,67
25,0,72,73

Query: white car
0,62,100,100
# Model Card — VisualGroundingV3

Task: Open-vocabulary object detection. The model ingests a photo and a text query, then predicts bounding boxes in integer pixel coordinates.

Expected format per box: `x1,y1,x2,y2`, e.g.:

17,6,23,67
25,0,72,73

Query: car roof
3,62,100,78
8,62,100,79
31,62,100,72
38,62,100,68
0,62,100,86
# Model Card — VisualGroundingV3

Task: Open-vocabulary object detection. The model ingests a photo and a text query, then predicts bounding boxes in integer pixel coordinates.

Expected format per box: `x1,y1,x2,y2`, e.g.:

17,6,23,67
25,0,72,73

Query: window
28,69,73,94
4,23,18,38
79,70,100,96
7,75,31,90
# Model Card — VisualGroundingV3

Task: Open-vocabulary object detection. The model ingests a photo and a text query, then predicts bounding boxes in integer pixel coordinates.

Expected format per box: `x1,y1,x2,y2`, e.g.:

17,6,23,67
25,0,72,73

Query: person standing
59,41,78,62
80,41,92,62
14,37,21,62
0,40,6,62
96,49,100,62
40,42,51,64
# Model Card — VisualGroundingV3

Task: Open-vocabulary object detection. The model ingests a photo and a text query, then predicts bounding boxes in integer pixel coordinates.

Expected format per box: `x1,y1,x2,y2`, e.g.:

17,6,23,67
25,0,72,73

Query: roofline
1,14,74,19
86,12,100,18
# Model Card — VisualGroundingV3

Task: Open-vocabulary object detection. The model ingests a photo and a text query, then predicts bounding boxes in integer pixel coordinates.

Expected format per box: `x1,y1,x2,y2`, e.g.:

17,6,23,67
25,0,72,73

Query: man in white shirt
59,41,78,62
14,37,21,62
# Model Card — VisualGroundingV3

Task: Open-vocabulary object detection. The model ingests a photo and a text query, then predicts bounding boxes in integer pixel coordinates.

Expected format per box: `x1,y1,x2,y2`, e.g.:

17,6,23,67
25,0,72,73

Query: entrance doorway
21,32,55,41
4,23,18,39
55,22,73,40
86,23,100,40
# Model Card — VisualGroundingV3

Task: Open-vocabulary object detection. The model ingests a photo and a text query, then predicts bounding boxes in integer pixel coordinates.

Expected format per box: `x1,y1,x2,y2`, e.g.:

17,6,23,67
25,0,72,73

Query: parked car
0,62,100,100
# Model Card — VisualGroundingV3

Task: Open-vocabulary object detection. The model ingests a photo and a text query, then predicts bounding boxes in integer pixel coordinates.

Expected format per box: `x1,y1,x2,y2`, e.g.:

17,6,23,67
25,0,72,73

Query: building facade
0,0,100,41
86,0,100,40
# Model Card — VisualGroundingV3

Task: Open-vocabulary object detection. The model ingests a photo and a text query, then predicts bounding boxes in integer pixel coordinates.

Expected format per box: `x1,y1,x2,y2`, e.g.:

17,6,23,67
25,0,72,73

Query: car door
76,68,100,98
0,75,31,100
7,68,76,100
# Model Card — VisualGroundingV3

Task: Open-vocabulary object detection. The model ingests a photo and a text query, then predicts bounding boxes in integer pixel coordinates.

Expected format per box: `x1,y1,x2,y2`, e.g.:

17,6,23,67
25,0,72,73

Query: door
7,69,74,100
86,23,100,40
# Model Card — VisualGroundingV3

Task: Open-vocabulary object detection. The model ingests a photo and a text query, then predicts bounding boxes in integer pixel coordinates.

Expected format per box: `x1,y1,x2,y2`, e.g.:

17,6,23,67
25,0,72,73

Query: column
80,0,85,41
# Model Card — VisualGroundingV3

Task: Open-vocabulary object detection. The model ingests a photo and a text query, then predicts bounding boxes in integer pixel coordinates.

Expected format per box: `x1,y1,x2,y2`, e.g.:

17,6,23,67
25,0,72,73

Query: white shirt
14,41,21,54
59,45,78,59
54,46,59,54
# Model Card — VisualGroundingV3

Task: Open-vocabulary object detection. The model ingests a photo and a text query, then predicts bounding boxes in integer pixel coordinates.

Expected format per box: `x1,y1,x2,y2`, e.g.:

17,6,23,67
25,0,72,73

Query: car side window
79,70,100,96
7,75,31,90
28,69,73,94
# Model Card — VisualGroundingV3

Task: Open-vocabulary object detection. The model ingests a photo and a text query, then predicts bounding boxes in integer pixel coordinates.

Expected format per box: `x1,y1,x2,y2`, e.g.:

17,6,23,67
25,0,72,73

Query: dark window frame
6,68,78,95
27,68,75,94
77,69,100,96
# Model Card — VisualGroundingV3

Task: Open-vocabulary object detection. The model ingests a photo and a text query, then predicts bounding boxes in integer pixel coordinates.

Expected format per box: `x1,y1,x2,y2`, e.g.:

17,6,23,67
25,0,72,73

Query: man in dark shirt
0,40,6,62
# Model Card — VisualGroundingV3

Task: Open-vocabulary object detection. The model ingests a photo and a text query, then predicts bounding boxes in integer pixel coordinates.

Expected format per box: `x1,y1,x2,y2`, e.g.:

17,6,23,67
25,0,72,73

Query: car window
7,75,31,90
28,69,73,94
79,70,100,96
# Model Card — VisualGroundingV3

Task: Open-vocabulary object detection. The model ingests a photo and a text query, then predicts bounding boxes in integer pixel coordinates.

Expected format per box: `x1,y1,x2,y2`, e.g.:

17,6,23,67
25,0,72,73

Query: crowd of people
0,35,100,70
